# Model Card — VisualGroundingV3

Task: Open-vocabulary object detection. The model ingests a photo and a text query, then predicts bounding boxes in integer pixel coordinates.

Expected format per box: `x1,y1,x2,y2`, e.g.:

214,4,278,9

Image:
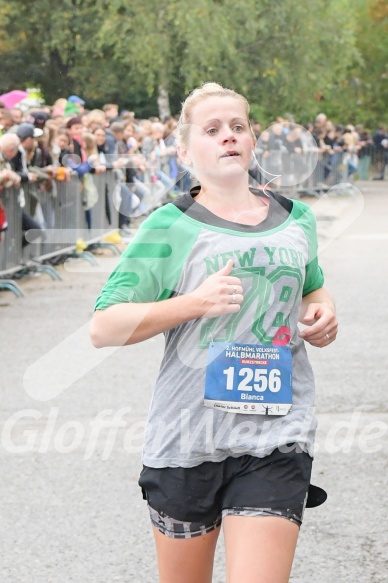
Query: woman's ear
177,144,191,166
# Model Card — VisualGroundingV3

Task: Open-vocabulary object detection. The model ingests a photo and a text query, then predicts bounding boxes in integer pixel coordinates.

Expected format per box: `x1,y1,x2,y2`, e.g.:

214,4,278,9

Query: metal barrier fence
250,150,361,196
0,170,121,289
0,148,376,294
0,185,23,273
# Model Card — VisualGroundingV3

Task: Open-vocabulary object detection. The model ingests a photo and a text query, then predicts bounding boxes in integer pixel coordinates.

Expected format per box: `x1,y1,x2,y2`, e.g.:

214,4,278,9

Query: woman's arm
91,294,206,347
90,260,243,348
299,287,338,348
298,286,338,347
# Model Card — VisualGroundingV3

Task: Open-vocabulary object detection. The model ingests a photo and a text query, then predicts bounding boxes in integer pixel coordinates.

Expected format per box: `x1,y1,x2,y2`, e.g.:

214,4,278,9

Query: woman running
90,82,338,583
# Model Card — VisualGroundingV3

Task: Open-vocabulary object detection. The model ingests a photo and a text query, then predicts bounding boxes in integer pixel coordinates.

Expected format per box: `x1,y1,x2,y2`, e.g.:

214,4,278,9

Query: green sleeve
94,204,201,310
291,200,325,296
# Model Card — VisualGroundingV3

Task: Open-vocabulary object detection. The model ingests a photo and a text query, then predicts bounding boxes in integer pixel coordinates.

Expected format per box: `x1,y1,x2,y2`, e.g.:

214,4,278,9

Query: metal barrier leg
31,262,63,280
75,251,99,266
86,242,120,256
48,250,100,267
9,261,62,281
0,279,25,298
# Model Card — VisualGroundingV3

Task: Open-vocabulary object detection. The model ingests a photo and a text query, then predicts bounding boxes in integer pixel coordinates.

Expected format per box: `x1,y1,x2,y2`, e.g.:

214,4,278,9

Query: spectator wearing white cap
8,123,43,184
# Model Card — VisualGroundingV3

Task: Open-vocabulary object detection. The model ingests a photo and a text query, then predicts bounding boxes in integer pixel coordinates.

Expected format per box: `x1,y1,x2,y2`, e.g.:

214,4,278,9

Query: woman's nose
221,130,236,144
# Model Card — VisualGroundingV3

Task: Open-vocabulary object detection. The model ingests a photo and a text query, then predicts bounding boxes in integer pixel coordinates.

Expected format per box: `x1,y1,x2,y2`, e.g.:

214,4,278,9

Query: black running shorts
139,444,324,538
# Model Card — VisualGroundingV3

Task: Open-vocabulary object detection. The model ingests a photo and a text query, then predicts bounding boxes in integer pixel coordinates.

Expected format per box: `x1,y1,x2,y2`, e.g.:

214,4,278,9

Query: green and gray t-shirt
95,188,324,467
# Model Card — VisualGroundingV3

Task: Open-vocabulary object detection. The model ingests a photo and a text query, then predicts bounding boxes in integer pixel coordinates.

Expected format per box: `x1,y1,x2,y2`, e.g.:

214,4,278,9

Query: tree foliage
0,0,386,125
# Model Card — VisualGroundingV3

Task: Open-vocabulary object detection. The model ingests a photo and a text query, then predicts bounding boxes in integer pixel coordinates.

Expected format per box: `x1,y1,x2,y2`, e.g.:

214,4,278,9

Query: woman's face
123,124,133,140
88,118,105,131
93,129,106,146
152,127,164,140
69,123,84,141
55,134,70,150
180,96,255,184
140,120,152,136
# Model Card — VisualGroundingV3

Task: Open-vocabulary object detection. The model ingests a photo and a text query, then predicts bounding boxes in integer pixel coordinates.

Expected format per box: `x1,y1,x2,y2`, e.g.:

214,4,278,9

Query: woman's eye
233,125,244,132
207,128,218,135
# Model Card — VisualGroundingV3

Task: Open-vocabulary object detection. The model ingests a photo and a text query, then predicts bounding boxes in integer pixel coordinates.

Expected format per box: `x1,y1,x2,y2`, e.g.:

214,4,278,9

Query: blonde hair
151,122,165,137
177,82,252,147
86,109,106,128
83,132,97,157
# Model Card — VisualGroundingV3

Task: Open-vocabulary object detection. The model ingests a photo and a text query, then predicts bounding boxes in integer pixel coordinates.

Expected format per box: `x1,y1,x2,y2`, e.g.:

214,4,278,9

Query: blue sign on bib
204,342,292,415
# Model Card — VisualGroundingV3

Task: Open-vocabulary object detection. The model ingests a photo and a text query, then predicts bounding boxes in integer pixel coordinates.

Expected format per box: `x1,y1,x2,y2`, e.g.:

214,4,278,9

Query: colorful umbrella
0,90,29,109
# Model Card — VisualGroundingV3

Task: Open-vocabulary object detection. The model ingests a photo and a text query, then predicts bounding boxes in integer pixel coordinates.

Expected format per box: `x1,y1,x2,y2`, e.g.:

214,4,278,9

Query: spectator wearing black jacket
372,127,388,180
7,124,46,247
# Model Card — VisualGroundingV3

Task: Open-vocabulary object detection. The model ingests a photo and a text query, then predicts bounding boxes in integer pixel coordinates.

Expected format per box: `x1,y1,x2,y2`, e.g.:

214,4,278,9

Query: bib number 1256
204,342,292,415
223,366,281,393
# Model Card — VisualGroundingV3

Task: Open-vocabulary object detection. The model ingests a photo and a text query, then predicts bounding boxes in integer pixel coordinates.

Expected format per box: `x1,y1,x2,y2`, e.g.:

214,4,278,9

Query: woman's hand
191,259,244,318
299,289,338,347
113,158,127,169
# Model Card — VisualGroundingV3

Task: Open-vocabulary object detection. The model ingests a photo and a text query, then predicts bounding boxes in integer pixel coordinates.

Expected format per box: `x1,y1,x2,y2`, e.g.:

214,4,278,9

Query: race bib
204,342,292,415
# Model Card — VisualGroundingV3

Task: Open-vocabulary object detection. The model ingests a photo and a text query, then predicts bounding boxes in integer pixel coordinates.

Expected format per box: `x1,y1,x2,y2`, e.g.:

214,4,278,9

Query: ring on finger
231,293,236,304
232,285,237,295
325,333,330,340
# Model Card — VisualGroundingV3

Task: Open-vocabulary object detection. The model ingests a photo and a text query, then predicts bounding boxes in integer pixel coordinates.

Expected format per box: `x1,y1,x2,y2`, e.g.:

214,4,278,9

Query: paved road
1,181,387,582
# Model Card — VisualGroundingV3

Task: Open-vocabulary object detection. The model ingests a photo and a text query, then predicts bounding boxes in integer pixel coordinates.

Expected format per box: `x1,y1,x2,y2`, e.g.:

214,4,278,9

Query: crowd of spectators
0,95,190,242
250,113,388,187
0,94,387,245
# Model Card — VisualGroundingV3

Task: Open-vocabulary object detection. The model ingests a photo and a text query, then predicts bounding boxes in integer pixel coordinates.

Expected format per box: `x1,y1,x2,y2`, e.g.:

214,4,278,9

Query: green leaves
0,0,385,124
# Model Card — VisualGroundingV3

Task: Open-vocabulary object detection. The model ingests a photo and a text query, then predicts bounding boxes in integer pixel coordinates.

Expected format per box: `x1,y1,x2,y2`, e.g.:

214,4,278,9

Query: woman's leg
133,178,149,201
153,525,220,583
223,515,299,583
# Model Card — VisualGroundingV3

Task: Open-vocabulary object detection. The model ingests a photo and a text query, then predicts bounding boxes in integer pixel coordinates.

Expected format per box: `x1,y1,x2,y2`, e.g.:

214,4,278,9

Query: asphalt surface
1,180,387,582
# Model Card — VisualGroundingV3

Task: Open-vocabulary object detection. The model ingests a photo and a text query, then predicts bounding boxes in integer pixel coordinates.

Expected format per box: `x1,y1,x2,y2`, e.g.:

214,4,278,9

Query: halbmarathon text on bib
204,342,292,415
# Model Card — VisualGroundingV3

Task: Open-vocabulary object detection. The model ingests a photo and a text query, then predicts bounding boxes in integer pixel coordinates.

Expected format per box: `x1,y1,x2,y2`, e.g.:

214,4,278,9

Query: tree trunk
46,49,71,101
157,84,171,121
